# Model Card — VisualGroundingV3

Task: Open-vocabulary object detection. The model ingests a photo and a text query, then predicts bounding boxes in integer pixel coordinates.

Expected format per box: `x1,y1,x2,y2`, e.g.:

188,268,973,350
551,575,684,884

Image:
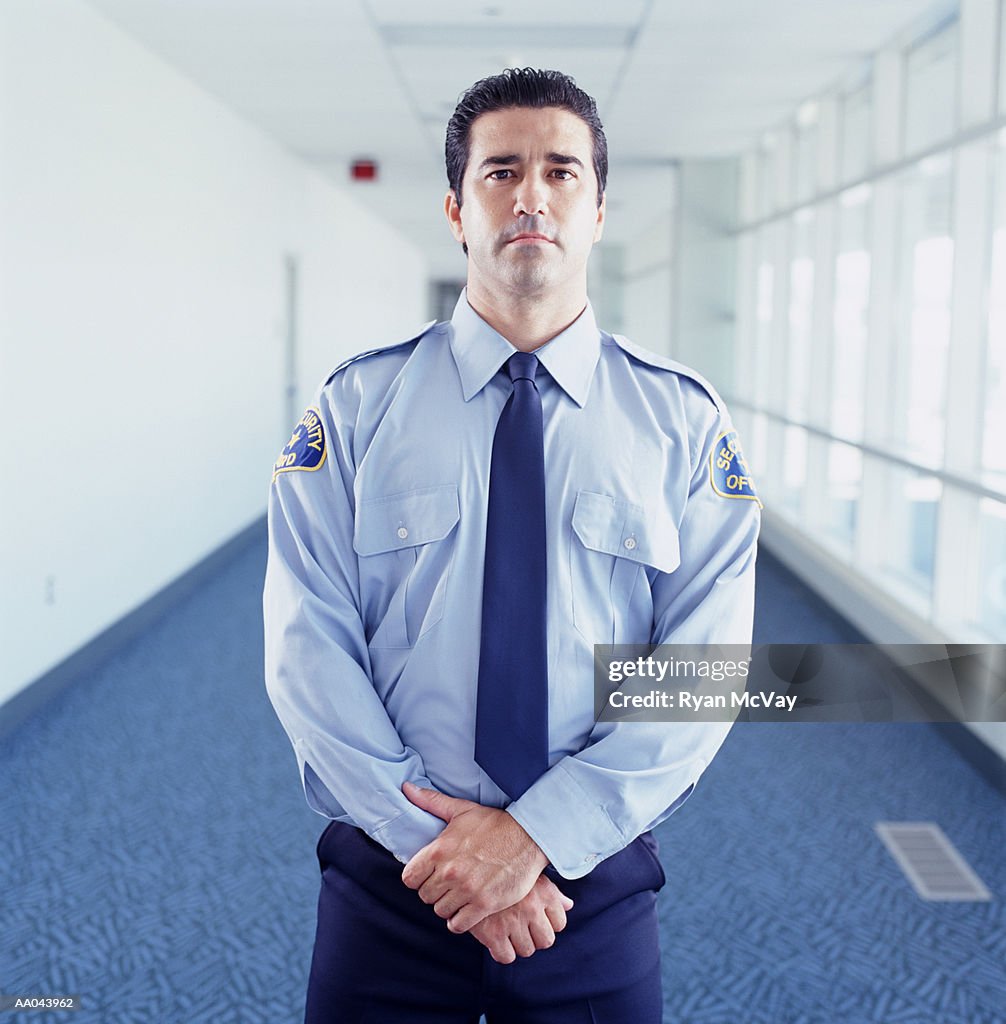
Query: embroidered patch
273,407,327,478
709,431,762,507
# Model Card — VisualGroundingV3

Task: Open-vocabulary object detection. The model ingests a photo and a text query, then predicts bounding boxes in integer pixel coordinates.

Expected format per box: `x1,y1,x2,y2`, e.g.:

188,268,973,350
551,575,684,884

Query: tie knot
507,352,539,383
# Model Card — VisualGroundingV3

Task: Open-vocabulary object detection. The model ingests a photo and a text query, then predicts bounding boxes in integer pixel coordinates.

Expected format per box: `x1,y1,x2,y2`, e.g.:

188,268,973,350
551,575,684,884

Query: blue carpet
0,537,1002,1023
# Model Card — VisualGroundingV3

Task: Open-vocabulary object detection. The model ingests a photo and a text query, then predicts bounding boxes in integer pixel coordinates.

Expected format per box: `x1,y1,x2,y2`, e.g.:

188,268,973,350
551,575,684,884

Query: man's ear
444,190,465,245
593,192,606,243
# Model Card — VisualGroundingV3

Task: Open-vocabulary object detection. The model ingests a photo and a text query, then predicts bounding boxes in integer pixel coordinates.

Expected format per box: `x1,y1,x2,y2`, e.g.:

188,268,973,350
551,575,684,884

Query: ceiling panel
366,0,649,28
82,0,950,280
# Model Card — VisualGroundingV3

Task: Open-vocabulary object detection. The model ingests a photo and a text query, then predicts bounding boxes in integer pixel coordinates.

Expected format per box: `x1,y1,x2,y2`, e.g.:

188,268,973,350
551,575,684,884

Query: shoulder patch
609,333,724,412
709,430,762,508
324,319,439,386
273,406,327,479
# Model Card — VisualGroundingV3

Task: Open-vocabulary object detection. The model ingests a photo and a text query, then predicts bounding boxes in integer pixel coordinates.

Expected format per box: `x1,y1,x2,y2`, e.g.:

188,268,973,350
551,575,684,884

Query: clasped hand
400,781,573,963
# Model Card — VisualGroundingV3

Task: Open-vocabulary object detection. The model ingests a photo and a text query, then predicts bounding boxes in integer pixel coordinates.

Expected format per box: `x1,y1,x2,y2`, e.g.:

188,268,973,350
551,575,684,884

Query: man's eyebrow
477,154,520,170
476,153,586,170
546,153,584,168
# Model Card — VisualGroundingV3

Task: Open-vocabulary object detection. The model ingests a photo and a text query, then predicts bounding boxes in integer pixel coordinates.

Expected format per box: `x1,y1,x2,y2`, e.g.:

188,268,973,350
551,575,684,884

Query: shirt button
397,526,409,540
623,537,637,551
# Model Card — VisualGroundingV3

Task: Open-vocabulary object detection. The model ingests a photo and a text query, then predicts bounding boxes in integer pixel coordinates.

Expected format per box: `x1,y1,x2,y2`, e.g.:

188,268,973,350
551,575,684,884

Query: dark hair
445,67,608,210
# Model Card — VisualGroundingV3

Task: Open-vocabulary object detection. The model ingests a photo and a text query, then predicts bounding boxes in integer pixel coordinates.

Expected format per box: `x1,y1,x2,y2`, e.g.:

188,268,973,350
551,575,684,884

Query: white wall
0,0,427,704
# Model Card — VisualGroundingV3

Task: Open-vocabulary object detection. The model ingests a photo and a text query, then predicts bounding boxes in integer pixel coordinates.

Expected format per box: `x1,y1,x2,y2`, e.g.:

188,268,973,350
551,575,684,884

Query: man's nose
513,176,549,217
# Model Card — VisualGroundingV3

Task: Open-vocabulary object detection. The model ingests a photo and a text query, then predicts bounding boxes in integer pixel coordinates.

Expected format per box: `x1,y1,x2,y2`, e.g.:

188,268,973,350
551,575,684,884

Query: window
787,209,815,423
984,132,1006,491
977,498,1006,639
753,226,777,411
780,425,808,517
794,103,819,203
840,82,872,183
823,442,862,549
831,186,872,442
904,19,958,154
878,464,941,610
892,157,954,467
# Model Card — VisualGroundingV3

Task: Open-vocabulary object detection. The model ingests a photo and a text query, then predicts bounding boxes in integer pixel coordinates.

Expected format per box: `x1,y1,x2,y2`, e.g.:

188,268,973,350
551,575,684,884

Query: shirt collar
447,287,601,408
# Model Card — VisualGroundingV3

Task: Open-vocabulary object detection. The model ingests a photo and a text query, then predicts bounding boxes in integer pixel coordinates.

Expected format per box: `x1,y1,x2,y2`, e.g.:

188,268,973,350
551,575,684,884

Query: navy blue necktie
475,352,549,801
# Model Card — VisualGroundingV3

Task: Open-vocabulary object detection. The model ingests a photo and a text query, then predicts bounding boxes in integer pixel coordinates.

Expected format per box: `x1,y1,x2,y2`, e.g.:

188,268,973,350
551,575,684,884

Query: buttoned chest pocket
354,484,460,649
570,490,681,644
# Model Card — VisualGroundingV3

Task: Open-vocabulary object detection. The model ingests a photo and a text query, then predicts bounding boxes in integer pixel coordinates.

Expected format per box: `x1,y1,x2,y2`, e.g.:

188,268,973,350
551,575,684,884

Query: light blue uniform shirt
264,288,760,879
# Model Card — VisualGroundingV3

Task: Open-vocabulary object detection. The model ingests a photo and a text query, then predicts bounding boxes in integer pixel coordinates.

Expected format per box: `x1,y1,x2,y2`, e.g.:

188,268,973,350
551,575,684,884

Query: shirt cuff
505,759,626,879
370,798,447,864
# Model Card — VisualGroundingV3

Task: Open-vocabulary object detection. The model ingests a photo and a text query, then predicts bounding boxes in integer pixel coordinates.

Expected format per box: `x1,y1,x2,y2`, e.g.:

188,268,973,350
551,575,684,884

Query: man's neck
464,281,588,353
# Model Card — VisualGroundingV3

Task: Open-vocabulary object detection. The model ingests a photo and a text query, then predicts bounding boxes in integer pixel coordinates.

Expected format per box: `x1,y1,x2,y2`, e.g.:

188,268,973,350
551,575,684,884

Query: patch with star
709,430,762,508
273,407,327,479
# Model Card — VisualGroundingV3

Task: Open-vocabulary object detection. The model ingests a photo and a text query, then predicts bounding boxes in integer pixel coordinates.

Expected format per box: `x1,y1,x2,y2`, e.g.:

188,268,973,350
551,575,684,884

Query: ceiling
84,0,948,280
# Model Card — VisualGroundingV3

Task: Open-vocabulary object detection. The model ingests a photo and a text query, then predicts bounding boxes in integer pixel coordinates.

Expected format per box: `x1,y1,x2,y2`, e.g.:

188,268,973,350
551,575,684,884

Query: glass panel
893,157,954,467
999,0,1006,115
745,411,769,481
787,209,815,422
753,226,776,410
977,498,1006,640
824,442,862,549
758,145,775,218
794,117,818,203
840,82,871,182
831,186,871,442
984,131,1006,493
879,464,941,608
904,19,958,154
780,425,808,516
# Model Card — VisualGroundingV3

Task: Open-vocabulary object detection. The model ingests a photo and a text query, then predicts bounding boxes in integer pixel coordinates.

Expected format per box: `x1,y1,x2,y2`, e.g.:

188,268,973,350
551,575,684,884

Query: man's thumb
402,781,464,822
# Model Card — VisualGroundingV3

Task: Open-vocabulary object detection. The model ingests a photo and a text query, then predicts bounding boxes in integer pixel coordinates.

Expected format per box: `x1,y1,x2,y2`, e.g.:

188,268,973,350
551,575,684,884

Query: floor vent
875,822,992,901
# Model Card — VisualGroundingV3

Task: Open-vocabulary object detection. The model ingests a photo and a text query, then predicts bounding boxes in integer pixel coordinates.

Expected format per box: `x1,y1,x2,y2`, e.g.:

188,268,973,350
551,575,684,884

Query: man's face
445,106,605,299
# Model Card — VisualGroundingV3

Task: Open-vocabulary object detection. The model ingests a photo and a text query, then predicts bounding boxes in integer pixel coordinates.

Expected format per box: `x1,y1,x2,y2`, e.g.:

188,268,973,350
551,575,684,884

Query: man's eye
552,169,574,179
488,169,512,179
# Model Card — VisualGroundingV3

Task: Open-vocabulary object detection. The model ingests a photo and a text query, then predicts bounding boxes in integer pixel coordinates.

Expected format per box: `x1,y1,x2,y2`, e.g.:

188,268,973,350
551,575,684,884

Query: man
264,68,760,1023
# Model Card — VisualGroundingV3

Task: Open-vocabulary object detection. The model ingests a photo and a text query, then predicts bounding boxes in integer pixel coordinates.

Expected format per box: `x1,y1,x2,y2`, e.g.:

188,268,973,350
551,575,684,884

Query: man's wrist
506,809,549,872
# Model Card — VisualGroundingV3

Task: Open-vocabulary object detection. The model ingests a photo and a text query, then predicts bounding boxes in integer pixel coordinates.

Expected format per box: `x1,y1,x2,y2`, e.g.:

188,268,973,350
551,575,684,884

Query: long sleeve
262,387,446,863
507,403,760,879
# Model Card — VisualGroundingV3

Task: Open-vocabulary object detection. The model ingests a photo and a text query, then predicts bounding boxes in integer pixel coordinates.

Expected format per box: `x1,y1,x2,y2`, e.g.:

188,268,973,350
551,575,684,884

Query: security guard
264,68,760,1023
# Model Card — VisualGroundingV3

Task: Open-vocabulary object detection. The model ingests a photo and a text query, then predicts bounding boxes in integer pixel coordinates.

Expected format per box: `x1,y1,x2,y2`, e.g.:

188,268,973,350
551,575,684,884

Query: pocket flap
571,490,680,573
354,484,460,556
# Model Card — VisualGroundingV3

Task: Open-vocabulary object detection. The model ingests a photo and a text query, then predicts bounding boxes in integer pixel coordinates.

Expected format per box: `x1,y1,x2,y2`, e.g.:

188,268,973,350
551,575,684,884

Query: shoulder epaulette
324,320,439,387
610,333,725,413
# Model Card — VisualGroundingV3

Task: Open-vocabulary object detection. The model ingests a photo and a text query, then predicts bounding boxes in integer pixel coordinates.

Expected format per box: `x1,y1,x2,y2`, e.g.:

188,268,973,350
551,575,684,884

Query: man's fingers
401,782,472,823
489,939,517,965
527,915,556,951
510,923,536,958
417,874,450,906
447,902,489,934
400,855,434,890
432,893,466,920
543,901,568,933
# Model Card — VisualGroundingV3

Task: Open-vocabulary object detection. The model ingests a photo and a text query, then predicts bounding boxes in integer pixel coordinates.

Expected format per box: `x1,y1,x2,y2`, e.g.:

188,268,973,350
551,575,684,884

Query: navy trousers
304,821,666,1024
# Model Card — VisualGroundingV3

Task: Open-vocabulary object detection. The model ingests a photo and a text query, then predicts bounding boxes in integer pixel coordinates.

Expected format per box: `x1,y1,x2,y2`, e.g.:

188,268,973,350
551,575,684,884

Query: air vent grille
875,822,992,901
